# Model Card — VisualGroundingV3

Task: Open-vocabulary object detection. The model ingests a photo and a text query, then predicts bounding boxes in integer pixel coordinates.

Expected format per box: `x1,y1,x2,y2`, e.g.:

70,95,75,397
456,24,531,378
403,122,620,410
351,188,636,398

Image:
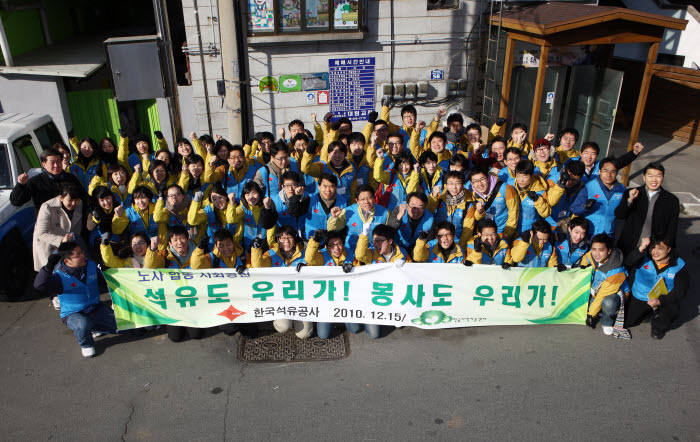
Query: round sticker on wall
258,76,279,93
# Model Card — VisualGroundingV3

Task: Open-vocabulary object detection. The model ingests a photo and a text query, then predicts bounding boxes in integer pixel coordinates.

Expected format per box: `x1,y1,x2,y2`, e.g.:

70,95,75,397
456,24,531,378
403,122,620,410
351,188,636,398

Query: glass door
562,66,624,157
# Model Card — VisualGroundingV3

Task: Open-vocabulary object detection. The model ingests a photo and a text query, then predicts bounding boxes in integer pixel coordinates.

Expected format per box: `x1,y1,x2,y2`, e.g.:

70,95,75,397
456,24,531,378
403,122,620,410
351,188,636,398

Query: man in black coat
615,162,679,256
10,147,85,210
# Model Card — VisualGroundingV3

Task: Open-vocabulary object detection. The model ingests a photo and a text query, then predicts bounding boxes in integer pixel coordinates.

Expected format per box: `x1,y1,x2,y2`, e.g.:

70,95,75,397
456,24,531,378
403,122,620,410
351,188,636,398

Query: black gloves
462,259,473,267
473,237,483,252
306,140,317,156
527,191,539,201
92,209,103,222
579,264,589,270
101,232,110,245
330,121,342,131
158,187,166,199
495,118,506,126
236,265,247,275
313,229,327,245
367,111,378,123
118,128,127,138
198,235,209,253
557,263,567,272
521,230,532,243
501,262,511,270
154,130,164,140
342,262,353,274
46,253,62,270
557,169,570,187
584,199,596,211
323,112,333,124
296,262,306,273
417,231,429,242
68,128,76,139
251,237,264,249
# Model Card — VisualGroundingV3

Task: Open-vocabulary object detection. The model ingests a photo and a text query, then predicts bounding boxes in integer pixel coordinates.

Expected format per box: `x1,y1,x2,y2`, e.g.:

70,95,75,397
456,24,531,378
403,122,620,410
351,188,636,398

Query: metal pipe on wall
193,0,213,136
153,0,183,140
0,16,13,66
217,0,244,143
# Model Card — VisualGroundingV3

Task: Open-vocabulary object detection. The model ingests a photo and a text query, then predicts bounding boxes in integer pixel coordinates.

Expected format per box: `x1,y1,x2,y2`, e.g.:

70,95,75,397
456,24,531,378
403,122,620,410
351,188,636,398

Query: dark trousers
167,325,205,342
624,295,680,333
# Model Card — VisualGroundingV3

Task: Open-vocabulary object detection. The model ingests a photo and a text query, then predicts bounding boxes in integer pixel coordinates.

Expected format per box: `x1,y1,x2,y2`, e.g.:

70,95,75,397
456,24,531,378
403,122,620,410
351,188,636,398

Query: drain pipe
0,16,13,66
193,0,213,135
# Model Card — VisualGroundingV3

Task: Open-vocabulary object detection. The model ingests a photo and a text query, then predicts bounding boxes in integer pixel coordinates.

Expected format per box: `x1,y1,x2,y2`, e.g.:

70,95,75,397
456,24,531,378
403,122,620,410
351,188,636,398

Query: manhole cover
237,330,350,363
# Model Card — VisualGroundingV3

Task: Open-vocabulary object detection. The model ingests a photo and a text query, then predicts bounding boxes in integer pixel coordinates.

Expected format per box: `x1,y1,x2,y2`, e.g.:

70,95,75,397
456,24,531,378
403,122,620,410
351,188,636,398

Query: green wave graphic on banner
104,270,179,330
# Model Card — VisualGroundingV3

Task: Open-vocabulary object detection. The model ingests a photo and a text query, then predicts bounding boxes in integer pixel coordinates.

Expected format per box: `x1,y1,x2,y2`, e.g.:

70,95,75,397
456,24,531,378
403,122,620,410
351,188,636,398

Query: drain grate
237,330,350,363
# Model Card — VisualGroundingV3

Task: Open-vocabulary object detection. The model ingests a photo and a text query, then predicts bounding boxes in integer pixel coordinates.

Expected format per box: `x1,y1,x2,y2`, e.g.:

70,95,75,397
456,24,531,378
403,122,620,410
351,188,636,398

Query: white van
0,113,66,301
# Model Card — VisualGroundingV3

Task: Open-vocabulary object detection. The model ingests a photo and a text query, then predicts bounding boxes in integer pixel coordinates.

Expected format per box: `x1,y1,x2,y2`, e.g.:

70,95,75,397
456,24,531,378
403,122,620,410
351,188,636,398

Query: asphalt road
1,233,698,441
2,131,699,440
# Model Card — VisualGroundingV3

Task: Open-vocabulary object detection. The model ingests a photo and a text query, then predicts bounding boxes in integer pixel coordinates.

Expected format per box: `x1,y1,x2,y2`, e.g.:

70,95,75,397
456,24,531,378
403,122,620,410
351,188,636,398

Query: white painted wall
614,0,700,68
0,74,71,141
181,0,480,138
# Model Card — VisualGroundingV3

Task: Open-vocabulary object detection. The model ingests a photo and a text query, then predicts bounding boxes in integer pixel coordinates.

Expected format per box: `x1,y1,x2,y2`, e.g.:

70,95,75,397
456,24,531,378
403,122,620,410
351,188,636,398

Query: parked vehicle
0,113,66,301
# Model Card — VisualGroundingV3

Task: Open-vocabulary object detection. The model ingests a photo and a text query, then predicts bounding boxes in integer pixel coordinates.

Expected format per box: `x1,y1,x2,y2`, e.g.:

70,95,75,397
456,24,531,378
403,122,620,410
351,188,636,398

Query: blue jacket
631,255,686,302
271,191,306,237
517,242,554,268
203,204,237,247
34,261,107,319
555,236,589,267
222,163,260,200
344,203,389,251
304,193,348,238
573,177,625,237
126,206,159,239
396,210,434,251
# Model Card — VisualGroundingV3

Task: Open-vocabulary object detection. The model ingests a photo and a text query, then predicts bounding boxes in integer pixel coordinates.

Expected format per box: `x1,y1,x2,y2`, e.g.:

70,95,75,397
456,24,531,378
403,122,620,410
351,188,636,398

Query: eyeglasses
327,241,344,249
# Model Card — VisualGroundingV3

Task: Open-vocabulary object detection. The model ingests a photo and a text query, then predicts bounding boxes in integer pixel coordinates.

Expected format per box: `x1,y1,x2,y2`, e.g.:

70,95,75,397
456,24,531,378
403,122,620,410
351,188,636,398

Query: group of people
11,103,689,358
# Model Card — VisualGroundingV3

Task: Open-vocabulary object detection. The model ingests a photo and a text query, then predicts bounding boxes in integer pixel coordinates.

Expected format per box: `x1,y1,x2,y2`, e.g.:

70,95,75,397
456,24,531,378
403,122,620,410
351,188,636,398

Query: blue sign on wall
328,57,375,121
430,68,444,80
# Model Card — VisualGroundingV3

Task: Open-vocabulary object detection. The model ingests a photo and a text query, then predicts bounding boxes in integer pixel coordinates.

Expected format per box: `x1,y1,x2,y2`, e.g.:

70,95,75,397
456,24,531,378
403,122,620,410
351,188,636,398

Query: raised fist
628,188,639,203
632,142,644,155
584,199,596,211
17,173,28,185
313,229,327,245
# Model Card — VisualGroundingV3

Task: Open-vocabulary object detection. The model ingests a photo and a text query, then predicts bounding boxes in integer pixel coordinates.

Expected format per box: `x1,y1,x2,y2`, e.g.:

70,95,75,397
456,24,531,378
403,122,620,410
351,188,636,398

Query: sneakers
51,297,60,311
585,315,598,329
294,321,314,340
602,325,613,335
81,346,95,358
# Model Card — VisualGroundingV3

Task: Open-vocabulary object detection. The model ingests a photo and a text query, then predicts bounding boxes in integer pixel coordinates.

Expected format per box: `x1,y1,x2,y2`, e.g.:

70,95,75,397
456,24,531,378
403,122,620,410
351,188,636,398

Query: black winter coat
615,186,679,256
